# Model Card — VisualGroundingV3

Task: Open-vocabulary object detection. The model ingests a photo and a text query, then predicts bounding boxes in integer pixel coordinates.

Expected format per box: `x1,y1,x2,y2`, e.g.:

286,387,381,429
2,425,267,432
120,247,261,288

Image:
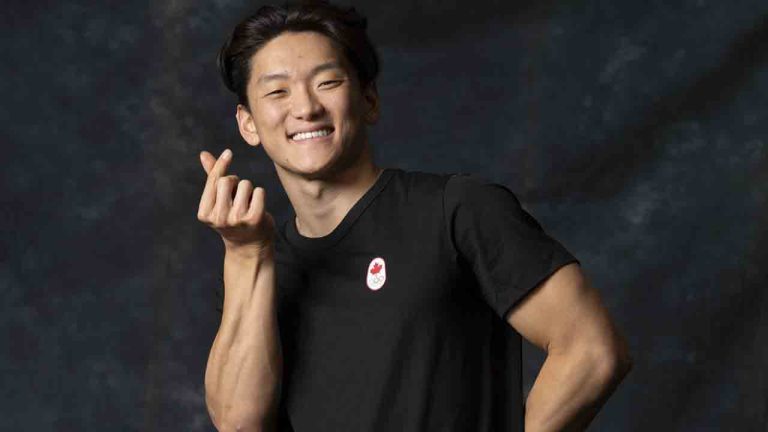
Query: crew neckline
284,168,396,251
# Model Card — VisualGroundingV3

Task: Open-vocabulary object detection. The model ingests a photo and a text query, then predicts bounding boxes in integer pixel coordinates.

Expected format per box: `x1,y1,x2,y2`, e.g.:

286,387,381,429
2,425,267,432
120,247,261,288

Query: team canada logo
366,257,387,291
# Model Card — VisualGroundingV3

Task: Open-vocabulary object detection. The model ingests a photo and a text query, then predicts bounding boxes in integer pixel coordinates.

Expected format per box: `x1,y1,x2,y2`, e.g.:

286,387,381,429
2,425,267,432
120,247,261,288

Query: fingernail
222,149,232,159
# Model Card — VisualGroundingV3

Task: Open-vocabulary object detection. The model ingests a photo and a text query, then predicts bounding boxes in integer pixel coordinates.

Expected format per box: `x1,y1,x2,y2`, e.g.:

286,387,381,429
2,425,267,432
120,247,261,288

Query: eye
319,80,343,88
266,89,286,97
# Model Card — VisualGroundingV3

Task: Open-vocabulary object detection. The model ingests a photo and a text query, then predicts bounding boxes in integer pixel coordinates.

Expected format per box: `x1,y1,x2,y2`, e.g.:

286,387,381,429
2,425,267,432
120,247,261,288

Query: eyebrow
256,61,344,85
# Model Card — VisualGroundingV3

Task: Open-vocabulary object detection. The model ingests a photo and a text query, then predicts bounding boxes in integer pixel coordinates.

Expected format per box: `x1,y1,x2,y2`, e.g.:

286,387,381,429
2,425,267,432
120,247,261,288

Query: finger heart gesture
197,149,275,255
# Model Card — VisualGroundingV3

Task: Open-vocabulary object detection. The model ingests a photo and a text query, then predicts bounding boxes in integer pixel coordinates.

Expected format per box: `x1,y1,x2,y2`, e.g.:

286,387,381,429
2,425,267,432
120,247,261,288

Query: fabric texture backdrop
3,0,766,430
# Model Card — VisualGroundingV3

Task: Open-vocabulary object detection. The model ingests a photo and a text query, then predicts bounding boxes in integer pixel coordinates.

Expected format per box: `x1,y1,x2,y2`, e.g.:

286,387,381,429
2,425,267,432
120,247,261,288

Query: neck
276,155,383,239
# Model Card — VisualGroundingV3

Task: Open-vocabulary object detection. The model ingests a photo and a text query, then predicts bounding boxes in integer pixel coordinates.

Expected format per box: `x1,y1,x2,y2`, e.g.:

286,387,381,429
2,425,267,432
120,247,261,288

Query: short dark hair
217,0,381,110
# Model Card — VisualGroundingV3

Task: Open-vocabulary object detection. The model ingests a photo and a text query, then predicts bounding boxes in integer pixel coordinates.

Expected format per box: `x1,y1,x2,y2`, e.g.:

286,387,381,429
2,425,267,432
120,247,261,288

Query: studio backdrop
3,0,766,430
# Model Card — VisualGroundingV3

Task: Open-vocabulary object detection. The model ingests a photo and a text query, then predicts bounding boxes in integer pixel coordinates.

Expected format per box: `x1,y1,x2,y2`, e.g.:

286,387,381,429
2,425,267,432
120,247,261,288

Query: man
197,1,632,431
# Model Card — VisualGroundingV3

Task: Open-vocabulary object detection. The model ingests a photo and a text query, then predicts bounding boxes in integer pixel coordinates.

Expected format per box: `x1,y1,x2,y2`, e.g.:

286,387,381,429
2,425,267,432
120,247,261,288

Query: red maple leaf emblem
370,262,382,274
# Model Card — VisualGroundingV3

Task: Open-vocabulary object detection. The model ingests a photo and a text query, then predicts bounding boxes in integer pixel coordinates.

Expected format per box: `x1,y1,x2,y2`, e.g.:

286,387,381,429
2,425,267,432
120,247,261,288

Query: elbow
594,342,633,386
214,422,265,432
206,393,269,432
605,352,633,383
212,405,277,432
594,323,633,383
619,349,634,376
613,333,634,379
213,414,272,432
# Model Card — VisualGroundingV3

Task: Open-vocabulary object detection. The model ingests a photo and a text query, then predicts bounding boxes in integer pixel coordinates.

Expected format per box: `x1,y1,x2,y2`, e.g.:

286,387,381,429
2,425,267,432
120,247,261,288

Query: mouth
288,127,335,143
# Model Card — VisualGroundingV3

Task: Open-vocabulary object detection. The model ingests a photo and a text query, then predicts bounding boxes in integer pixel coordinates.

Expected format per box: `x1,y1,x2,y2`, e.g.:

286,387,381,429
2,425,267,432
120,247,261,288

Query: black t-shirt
270,167,579,431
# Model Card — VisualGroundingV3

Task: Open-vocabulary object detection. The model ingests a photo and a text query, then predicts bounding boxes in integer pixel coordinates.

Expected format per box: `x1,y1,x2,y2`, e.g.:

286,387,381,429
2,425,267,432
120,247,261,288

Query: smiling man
198,1,632,431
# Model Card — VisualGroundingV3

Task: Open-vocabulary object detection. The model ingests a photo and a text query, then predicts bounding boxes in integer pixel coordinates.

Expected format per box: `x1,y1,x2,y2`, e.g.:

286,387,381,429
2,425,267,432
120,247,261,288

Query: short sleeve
443,173,580,320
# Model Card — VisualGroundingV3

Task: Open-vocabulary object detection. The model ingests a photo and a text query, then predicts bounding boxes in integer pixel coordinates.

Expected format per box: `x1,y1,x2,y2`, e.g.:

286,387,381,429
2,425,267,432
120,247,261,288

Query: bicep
506,262,622,356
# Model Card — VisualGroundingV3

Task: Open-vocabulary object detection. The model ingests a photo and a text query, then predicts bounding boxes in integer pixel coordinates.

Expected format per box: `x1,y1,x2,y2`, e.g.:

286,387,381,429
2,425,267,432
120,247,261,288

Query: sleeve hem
498,256,581,321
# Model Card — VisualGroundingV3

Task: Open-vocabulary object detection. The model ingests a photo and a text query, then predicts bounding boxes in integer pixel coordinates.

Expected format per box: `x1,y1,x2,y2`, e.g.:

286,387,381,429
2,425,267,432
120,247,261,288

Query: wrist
224,241,275,261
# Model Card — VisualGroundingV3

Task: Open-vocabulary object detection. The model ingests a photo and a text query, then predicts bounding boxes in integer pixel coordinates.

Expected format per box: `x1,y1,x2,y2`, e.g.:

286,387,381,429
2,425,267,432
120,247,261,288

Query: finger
199,149,233,216
213,174,239,224
245,186,266,222
230,179,254,221
206,149,232,184
200,151,216,175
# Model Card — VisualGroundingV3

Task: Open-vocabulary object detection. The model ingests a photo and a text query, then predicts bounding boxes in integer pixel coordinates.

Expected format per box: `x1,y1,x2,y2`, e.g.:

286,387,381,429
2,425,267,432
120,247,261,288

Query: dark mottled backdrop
3,0,766,430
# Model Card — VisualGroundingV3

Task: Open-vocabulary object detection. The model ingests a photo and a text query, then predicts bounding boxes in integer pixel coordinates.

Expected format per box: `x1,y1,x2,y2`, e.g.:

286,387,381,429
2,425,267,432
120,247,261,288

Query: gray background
3,0,766,430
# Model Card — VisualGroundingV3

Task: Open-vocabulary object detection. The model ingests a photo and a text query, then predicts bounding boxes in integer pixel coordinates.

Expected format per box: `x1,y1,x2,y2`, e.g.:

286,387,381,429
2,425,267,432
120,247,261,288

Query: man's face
236,31,378,179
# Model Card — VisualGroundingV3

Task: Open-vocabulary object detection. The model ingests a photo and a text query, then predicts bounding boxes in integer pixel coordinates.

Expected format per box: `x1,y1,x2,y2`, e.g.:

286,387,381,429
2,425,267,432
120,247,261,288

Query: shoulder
443,172,524,210
381,167,457,206
382,169,528,222
388,168,511,198
446,171,515,188
387,167,450,191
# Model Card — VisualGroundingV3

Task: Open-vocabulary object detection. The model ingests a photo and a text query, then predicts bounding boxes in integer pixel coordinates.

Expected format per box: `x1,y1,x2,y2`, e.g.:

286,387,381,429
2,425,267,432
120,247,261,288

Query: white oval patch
366,257,387,291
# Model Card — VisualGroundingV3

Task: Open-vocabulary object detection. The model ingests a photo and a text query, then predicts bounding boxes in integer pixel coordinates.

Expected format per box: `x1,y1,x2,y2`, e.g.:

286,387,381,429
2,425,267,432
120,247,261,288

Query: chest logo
366,257,387,291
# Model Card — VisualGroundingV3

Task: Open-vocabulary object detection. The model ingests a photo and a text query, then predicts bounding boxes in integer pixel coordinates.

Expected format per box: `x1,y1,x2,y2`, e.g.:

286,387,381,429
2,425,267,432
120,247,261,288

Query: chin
289,157,339,180
281,137,362,180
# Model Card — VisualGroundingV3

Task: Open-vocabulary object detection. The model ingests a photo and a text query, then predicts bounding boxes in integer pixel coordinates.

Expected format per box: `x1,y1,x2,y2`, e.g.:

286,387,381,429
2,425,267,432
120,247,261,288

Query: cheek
259,106,287,131
332,93,362,124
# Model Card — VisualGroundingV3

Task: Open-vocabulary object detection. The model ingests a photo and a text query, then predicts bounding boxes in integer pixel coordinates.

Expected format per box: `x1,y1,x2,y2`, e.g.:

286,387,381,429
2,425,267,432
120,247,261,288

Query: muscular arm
506,262,632,431
205,246,282,432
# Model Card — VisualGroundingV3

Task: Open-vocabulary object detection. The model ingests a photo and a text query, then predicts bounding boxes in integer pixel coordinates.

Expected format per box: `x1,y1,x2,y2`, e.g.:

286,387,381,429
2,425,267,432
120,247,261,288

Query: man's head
217,0,381,179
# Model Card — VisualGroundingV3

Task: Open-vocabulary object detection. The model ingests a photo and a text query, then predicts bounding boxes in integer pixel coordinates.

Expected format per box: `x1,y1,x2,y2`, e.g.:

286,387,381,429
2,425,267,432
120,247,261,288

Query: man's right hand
197,149,276,257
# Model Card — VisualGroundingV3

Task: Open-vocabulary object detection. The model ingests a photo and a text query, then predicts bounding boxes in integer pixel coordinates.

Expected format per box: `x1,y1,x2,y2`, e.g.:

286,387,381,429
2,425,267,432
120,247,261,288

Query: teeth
292,128,332,141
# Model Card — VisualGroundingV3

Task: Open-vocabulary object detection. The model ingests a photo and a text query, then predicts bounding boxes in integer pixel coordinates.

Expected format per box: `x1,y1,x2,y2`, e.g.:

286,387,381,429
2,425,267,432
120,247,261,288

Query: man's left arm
507,262,633,432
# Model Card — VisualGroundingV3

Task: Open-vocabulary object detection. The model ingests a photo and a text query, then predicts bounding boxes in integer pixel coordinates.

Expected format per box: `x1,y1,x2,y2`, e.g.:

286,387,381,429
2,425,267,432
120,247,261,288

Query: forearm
205,247,282,432
524,346,631,432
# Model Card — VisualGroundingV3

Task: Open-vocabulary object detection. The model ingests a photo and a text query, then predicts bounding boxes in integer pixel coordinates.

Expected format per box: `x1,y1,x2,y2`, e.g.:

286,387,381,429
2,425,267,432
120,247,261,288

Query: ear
362,82,380,124
235,104,261,147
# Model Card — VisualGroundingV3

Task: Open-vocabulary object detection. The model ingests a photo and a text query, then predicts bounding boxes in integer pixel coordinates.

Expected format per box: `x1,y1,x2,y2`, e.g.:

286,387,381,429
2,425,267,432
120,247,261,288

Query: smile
289,128,334,142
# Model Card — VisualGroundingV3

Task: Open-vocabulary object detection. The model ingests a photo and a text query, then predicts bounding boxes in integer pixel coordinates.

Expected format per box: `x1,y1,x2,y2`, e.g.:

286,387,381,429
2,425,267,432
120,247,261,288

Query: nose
289,85,325,120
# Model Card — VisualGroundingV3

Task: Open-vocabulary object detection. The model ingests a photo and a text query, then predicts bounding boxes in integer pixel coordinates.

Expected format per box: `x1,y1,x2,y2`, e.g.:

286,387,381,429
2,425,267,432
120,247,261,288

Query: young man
197,1,632,431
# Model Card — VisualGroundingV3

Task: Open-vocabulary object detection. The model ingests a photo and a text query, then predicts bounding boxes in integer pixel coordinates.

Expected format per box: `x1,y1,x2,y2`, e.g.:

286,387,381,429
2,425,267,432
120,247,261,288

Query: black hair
217,0,381,110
